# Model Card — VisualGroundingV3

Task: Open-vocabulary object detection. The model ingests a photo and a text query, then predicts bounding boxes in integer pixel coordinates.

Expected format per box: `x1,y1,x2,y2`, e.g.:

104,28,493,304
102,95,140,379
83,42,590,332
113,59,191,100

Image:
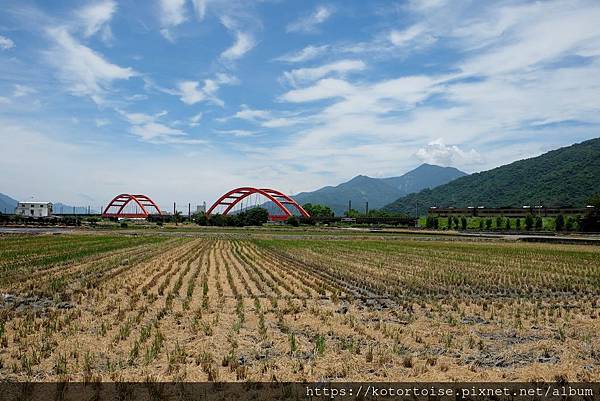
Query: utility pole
188,203,191,221
173,202,176,215
348,200,352,216
365,201,369,216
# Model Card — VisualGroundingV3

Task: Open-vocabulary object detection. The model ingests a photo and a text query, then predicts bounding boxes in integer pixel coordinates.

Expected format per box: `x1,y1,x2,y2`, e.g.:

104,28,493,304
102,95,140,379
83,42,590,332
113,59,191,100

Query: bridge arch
102,194,162,218
206,187,310,221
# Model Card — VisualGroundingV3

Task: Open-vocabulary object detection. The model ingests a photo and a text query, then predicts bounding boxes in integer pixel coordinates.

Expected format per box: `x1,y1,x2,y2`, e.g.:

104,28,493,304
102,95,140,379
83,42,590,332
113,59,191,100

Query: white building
15,202,53,217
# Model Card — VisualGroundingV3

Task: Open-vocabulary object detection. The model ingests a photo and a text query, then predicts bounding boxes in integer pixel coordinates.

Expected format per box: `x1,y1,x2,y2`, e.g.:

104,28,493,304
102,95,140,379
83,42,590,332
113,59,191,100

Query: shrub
554,214,565,231
525,215,534,231
286,216,299,227
535,216,543,230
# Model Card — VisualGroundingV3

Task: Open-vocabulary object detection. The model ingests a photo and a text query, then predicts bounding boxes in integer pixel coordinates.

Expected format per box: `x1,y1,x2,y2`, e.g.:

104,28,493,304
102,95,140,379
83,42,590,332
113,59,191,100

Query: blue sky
1,0,600,210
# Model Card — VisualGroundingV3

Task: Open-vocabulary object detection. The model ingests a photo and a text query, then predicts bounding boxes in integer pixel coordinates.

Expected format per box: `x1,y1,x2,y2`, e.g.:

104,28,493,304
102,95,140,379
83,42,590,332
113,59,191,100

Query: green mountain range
384,137,600,215
291,164,467,215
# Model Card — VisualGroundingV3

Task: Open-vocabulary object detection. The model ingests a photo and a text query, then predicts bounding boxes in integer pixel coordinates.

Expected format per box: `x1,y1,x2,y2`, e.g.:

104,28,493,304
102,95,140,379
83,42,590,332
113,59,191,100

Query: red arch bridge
206,187,310,222
102,194,162,219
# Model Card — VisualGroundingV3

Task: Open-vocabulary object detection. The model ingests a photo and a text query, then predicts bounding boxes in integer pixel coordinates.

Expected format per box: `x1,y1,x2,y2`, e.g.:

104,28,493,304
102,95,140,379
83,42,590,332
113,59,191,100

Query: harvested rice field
0,230,599,382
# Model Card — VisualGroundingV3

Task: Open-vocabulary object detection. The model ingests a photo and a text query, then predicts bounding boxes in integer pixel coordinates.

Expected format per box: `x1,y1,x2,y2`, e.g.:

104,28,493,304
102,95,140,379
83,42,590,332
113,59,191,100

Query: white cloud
118,109,166,124
216,129,257,137
119,109,204,144
130,122,186,141
389,24,436,48
287,5,333,33
275,45,329,63
159,0,188,40
45,26,135,104
0,35,15,50
176,81,206,105
75,0,117,39
95,118,110,127
172,73,237,106
191,0,206,20
220,30,255,61
13,84,36,97
459,3,600,77
282,59,366,86
407,0,448,12
0,97,11,104
415,139,483,167
234,104,271,121
189,112,203,126
280,78,356,103
229,105,303,128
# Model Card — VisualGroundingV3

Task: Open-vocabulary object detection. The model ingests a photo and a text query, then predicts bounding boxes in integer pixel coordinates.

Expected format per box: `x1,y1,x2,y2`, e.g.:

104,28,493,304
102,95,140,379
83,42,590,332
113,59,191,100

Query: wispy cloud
219,16,256,62
286,5,334,34
95,118,110,127
13,84,36,97
282,59,366,86
221,31,255,61
275,45,329,63
0,35,15,50
119,109,205,144
228,104,303,128
158,0,188,40
44,26,136,104
75,0,117,42
190,0,206,20
279,78,355,103
170,73,238,106
189,112,203,126
215,129,257,137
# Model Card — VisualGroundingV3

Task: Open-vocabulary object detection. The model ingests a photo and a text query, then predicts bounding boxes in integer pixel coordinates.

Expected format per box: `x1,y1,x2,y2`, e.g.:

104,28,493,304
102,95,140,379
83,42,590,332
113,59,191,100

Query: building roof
18,201,53,205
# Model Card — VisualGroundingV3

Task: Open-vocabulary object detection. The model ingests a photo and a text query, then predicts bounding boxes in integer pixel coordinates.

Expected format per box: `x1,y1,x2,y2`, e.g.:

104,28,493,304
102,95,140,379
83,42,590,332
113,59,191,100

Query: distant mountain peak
290,164,467,216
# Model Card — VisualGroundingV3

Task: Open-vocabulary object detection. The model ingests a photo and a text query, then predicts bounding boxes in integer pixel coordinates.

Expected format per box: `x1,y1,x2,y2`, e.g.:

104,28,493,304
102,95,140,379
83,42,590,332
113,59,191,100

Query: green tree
516,218,521,230
505,218,511,230
579,193,600,232
566,216,575,231
286,215,299,227
554,214,565,231
209,213,227,226
535,216,543,230
426,215,435,228
173,211,182,226
243,207,269,226
302,203,334,218
344,208,360,218
460,216,467,230
525,215,534,231
479,219,484,230
495,216,503,230
193,212,207,226
485,219,492,230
